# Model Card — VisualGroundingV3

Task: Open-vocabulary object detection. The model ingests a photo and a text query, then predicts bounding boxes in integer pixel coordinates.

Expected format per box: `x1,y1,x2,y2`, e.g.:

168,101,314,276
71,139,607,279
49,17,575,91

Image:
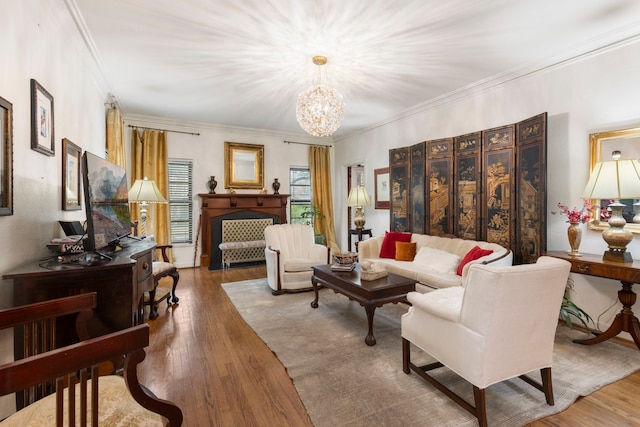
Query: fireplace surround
198,193,289,269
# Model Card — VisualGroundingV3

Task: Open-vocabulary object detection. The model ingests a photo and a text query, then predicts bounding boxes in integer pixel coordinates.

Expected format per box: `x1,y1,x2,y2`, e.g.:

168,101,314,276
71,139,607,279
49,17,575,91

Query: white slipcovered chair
264,224,331,295
401,256,571,427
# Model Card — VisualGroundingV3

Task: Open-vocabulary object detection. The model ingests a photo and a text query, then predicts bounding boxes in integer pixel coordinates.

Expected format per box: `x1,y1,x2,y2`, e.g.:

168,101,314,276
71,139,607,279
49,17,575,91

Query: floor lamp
128,177,167,237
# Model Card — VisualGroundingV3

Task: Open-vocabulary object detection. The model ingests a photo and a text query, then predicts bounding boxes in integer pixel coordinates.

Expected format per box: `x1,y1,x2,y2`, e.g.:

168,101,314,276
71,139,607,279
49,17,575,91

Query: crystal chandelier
296,56,345,137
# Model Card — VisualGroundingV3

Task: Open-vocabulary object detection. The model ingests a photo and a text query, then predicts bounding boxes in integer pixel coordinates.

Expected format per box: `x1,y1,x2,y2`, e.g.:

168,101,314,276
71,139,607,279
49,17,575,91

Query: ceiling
70,0,640,139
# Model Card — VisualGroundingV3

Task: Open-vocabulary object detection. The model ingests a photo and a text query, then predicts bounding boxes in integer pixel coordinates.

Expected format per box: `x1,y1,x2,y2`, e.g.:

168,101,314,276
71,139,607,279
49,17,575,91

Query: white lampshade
581,157,640,200
347,186,371,207
128,177,167,203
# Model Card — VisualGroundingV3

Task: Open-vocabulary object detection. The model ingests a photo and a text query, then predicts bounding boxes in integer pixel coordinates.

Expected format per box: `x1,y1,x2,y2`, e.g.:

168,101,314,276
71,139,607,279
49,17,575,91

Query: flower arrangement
553,199,593,224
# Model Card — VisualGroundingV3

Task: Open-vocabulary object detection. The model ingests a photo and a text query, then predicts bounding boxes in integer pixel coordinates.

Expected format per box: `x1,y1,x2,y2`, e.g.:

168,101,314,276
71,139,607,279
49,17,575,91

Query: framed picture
374,167,390,209
223,141,264,189
0,96,13,216
62,138,81,210
30,79,55,156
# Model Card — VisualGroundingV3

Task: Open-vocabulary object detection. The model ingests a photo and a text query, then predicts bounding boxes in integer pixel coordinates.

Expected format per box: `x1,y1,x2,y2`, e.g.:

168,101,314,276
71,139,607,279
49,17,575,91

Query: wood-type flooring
138,265,640,426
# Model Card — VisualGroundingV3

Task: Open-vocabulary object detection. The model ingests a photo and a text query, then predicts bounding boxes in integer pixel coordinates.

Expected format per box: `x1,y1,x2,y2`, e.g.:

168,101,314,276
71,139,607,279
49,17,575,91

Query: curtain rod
283,140,332,147
128,124,200,136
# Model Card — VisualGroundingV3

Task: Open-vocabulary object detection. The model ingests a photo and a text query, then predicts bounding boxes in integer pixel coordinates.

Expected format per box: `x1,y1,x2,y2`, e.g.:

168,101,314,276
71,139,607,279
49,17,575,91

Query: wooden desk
3,239,155,358
546,251,640,350
348,228,372,252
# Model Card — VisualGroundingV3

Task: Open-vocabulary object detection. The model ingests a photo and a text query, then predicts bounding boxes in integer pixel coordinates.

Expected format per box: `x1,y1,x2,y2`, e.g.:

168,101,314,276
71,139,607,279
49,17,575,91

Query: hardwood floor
139,265,640,426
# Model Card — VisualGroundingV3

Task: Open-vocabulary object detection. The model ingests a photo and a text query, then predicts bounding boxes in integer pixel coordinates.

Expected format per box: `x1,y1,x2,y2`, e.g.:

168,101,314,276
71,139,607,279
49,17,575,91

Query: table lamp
347,186,372,230
581,150,640,262
128,177,167,236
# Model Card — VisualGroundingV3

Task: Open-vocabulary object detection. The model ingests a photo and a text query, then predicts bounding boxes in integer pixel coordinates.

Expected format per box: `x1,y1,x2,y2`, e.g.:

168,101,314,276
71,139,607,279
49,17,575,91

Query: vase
207,176,217,194
272,178,280,195
567,222,582,257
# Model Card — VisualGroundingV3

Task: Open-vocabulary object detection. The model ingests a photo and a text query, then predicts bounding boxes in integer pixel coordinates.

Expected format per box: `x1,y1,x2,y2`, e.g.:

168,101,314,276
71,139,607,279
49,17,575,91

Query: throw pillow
412,247,461,274
395,241,417,261
457,245,494,276
379,231,412,259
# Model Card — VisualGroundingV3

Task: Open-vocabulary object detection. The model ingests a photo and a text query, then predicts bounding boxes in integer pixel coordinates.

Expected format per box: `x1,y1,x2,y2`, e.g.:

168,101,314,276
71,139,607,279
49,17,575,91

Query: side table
348,228,372,252
546,251,640,350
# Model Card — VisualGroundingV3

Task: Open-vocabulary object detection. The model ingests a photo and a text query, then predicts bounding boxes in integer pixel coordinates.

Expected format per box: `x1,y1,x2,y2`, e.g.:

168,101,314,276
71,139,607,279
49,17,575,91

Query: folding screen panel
389,147,410,232
426,138,454,236
482,125,516,249
454,132,482,240
387,113,546,263
410,142,426,234
515,112,547,264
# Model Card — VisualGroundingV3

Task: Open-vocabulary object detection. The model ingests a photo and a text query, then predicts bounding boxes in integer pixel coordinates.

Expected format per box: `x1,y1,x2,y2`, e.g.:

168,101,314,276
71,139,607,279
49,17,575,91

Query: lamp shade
128,177,167,203
347,186,371,207
581,158,640,200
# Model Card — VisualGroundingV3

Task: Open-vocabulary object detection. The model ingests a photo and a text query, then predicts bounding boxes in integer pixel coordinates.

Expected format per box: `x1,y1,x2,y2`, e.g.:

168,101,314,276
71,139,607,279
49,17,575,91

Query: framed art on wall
223,141,264,189
0,96,13,216
374,167,390,209
62,138,81,210
30,79,55,156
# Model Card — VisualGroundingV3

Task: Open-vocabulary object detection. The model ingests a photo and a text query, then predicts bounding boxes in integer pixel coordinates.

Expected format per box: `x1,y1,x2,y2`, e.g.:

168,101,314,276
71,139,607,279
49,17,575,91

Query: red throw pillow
379,231,412,259
456,246,494,276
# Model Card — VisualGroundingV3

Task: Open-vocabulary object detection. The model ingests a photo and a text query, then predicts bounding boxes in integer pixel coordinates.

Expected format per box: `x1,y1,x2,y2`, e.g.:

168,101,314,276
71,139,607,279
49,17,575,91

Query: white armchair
264,224,331,295
401,256,571,427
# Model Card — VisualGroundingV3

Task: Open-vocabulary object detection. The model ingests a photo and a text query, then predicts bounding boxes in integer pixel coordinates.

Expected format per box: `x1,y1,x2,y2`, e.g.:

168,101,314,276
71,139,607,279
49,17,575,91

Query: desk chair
132,222,180,320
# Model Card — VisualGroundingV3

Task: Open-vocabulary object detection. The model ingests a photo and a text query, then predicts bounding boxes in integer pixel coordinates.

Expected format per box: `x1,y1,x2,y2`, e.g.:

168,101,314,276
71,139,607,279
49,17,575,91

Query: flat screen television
82,151,131,252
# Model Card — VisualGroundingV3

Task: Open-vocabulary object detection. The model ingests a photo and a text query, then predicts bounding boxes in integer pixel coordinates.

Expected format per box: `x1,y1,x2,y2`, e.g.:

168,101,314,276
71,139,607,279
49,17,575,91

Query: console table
547,251,640,350
3,239,156,359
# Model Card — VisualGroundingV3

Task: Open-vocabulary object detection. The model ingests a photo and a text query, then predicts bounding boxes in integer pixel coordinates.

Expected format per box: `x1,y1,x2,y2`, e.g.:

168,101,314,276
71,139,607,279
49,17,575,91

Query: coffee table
311,264,416,346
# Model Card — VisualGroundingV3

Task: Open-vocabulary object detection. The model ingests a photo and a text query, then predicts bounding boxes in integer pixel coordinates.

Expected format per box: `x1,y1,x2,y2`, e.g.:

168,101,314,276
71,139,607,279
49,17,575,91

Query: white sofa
357,233,512,292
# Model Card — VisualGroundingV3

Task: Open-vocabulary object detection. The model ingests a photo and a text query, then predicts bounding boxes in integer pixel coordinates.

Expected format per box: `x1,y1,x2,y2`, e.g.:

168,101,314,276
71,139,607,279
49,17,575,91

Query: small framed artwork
0,96,13,216
62,138,81,210
374,167,390,209
30,79,55,156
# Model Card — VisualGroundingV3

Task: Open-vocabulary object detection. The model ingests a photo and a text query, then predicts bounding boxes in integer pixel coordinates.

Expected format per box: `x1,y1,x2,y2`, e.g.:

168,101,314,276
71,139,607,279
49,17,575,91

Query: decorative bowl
332,252,358,265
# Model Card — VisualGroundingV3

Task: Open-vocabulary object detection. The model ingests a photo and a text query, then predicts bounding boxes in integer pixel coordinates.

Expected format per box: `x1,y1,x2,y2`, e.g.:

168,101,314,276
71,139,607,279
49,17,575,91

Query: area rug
223,279,640,427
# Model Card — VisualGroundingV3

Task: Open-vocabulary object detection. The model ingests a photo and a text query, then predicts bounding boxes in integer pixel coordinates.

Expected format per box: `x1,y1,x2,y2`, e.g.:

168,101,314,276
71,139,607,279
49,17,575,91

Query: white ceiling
70,0,640,139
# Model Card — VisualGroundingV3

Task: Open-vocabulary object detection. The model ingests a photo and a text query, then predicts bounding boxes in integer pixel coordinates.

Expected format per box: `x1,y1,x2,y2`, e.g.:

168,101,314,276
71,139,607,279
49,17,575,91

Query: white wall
333,38,640,341
0,0,112,417
123,115,324,268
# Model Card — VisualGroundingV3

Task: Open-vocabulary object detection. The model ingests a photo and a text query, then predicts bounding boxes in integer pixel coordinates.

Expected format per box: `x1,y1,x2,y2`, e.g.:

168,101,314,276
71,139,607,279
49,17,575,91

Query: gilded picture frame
224,141,264,190
587,127,640,234
30,79,55,156
0,96,13,216
62,138,82,211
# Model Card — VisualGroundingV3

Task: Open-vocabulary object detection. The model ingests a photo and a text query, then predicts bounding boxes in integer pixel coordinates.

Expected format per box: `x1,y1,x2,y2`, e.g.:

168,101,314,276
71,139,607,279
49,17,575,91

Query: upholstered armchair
264,224,331,295
401,256,571,427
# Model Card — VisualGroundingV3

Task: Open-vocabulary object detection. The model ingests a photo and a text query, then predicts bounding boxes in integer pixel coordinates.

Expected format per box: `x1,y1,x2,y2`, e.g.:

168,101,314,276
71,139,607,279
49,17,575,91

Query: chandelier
296,56,345,137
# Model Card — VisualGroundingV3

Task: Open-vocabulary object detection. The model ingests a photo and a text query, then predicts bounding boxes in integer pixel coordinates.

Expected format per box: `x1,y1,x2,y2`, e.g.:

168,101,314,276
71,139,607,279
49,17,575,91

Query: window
168,159,193,243
290,167,311,225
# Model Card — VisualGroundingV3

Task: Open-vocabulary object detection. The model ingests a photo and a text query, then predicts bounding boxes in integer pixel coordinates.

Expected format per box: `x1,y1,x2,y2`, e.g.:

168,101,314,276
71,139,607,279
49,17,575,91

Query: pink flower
553,199,593,224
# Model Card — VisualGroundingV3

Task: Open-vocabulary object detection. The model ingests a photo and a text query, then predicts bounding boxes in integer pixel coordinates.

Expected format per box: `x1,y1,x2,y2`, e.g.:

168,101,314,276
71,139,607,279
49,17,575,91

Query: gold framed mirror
224,141,264,190
588,127,640,233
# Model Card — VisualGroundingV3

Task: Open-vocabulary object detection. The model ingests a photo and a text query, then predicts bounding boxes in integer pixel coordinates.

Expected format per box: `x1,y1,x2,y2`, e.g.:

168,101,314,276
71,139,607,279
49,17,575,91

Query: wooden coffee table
311,264,415,346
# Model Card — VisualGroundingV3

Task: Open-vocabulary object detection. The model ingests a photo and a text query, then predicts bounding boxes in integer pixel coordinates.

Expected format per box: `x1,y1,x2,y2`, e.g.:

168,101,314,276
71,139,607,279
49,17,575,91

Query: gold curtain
309,145,339,253
131,129,170,245
106,107,126,168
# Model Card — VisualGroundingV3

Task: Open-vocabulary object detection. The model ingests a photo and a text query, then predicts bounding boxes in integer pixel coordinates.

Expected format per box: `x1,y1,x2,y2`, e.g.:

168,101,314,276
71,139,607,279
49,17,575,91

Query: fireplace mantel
198,193,289,268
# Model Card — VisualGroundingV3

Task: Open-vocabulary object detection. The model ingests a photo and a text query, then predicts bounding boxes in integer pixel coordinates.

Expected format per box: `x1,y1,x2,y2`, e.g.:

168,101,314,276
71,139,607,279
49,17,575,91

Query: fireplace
198,193,289,269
